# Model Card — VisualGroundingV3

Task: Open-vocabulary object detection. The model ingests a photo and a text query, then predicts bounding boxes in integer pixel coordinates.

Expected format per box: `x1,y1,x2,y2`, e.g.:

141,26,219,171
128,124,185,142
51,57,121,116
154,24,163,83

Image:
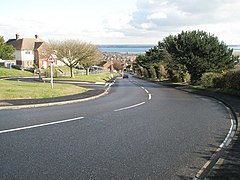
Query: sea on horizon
98,44,240,54
97,44,155,54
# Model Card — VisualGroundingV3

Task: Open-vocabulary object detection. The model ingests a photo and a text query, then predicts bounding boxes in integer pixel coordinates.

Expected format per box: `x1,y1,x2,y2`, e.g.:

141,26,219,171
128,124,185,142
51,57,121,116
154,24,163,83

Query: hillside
0,67,34,77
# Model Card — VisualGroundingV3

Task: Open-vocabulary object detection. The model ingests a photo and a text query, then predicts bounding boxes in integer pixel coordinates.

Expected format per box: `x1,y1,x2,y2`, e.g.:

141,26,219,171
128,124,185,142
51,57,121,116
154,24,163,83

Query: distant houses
5,34,137,71
6,34,48,68
5,34,65,69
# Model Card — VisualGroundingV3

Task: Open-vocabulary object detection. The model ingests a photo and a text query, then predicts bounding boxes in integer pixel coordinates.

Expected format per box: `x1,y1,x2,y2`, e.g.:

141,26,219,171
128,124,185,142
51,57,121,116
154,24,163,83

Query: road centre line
114,102,146,112
135,84,151,100
140,86,151,101
148,94,152,100
0,117,84,135
114,80,151,112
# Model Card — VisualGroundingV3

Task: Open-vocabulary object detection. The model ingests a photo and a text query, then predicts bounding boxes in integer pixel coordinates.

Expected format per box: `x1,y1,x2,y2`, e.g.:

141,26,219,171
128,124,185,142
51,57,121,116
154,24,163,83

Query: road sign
47,54,55,62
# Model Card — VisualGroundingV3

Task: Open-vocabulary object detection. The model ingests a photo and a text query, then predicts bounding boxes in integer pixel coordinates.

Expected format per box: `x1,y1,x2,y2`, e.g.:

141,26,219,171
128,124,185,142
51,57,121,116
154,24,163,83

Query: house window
25,51,31,54
41,50,47,56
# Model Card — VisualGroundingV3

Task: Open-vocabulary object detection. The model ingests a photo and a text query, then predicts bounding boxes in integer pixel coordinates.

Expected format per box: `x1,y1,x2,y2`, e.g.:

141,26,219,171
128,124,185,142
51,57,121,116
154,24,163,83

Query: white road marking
220,118,234,148
193,101,236,180
114,102,146,112
148,94,152,100
0,117,84,134
114,80,152,112
138,85,151,101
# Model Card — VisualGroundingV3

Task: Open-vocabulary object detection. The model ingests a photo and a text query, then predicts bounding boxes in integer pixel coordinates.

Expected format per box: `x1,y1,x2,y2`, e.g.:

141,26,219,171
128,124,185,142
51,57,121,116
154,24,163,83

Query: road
0,77,231,179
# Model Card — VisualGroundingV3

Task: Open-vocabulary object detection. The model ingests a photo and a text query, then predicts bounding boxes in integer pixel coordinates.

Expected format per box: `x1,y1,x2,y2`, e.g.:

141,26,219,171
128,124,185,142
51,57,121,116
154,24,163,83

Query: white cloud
147,12,167,20
129,0,240,44
140,23,154,29
1,0,240,44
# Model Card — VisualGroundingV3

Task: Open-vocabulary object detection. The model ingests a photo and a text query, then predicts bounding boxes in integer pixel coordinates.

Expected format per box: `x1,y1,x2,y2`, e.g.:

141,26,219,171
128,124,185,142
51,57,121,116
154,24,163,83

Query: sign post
50,62,53,88
47,54,55,89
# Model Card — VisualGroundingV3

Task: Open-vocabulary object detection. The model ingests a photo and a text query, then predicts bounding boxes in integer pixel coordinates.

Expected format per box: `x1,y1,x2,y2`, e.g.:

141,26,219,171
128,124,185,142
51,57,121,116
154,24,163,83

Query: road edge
132,77,239,179
172,86,239,180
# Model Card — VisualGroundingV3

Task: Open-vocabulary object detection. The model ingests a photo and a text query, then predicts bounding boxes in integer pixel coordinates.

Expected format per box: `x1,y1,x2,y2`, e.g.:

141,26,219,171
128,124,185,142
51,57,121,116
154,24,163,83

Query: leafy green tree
136,43,171,79
0,36,15,60
48,39,101,77
162,30,235,83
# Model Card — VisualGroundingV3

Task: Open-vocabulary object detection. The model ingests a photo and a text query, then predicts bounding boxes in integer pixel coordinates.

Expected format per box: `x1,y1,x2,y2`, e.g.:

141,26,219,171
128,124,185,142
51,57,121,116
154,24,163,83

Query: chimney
35,35,39,39
16,34,20,40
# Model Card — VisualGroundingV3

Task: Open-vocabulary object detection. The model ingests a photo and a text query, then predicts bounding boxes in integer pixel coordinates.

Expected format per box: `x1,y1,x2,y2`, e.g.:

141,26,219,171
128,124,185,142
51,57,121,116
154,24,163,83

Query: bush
201,72,223,87
143,68,149,78
149,66,157,79
221,70,240,90
201,70,240,90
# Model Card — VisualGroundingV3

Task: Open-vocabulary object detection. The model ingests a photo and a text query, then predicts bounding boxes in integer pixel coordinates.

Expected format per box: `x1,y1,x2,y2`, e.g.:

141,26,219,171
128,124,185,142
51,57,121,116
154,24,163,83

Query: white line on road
114,102,146,112
192,101,236,180
148,94,152,100
139,85,151,101
0,117,84,135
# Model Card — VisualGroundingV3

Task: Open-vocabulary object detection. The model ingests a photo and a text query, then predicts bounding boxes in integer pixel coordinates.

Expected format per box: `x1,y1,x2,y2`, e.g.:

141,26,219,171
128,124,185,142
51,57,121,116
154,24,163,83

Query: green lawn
0,80,87,100
56,72,119,82
0,66,118,100
0,66,34,77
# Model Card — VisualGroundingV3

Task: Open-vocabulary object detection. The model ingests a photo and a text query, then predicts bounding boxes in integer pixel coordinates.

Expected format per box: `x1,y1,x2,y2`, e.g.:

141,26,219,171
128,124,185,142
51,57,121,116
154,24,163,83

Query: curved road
0,77,231,179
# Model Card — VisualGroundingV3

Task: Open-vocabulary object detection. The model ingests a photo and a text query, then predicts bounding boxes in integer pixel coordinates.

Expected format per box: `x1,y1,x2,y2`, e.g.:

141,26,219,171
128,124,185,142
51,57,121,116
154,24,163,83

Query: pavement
0,77,240,179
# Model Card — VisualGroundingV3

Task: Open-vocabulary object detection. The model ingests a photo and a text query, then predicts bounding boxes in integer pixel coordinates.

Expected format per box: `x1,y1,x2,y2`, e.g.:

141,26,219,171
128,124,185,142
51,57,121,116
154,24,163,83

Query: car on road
123,73,129,78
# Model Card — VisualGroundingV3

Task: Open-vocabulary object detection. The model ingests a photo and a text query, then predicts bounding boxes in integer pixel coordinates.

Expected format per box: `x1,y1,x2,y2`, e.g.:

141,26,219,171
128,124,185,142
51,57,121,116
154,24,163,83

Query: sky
0,0,240,45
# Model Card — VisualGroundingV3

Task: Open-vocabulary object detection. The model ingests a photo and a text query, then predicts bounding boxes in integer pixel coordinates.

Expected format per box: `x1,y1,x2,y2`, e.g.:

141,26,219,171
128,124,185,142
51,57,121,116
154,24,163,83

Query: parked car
11,65,24,70
25,68,40,74
123,73,129,78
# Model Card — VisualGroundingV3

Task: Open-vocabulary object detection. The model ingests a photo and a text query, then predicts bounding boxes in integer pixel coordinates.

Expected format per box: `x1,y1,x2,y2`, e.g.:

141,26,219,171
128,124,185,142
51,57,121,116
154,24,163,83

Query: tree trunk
70,67,75,78
86,68,90,75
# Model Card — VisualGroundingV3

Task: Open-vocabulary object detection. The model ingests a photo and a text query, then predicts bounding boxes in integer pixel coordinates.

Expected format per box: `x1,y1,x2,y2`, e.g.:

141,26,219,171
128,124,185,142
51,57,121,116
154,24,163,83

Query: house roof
6,36,44,51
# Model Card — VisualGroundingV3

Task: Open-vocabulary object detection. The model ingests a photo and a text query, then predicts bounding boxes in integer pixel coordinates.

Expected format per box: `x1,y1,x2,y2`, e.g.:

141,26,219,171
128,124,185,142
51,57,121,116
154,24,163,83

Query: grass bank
56,72,119,82
135,75,240,97
0,66,34,77
192,85,240,97
0,80,87,100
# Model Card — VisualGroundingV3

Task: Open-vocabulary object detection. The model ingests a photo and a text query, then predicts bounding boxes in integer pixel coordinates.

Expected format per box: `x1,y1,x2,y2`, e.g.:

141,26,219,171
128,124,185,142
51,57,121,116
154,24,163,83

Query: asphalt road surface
0,77,231,179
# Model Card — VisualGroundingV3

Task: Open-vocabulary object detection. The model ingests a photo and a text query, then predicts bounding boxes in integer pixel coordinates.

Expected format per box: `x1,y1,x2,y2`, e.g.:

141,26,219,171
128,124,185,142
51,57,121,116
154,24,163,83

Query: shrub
222,70,240,90
149,66,157,79
143,68,149,78
201,72,223,87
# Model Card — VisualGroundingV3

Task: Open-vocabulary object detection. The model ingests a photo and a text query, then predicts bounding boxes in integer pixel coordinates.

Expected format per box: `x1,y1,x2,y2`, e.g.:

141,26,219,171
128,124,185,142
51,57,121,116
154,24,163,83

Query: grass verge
192,85,240,97
136,75,240,97
0,67,34,77
56,72,119,82
0,80,87,100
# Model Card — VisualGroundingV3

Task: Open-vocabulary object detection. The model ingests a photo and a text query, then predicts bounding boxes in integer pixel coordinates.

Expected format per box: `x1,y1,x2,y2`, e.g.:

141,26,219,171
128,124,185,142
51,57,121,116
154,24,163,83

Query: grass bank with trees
134,30,240,96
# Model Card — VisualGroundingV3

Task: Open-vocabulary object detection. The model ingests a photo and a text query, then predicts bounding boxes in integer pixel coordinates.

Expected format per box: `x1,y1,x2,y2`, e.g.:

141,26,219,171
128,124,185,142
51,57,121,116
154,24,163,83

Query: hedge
201,70,240,90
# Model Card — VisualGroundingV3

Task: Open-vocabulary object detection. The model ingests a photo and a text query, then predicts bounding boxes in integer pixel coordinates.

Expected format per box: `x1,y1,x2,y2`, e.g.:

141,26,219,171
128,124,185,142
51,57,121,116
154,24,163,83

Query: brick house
6,34,48,68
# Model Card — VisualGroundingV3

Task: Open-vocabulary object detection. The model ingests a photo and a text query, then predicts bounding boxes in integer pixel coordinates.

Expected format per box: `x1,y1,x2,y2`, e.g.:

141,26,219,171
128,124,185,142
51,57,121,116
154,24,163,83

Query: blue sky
1,0,240,44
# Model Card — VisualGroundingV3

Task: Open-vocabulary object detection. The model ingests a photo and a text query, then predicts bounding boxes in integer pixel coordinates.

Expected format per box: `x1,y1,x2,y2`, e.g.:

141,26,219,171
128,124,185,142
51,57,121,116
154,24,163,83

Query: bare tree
47,39,102,77
80,44,102,75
